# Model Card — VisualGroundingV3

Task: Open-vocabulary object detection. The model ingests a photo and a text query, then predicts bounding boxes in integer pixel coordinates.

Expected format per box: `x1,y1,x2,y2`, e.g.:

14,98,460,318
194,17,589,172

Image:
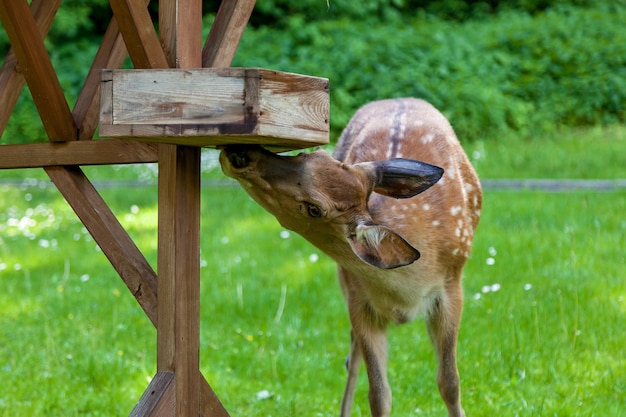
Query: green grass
1,127,625,416
465,124,626,179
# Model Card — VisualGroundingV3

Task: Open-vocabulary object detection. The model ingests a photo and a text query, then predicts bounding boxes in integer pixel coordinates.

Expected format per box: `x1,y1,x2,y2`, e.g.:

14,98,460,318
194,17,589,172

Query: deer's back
335,98,482,273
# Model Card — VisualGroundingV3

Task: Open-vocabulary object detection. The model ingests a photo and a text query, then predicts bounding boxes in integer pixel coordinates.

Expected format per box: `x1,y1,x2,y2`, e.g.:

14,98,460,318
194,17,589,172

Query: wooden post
157,144,201,416
156,1,202,416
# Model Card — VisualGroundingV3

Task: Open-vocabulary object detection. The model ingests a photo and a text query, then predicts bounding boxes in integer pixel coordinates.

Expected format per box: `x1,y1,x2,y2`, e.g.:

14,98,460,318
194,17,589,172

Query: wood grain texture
129,371,176,417
109,69,245,124
99,68,330,148
0,0,60,138
0,140,158,169
0,0,77,142
109,0,169,69
157,144,202,417
160,0,202,68
203,0,256,68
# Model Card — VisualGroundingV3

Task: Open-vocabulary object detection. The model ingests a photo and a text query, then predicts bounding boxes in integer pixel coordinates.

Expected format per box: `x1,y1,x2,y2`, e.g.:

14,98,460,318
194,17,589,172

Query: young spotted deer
219,98,482,417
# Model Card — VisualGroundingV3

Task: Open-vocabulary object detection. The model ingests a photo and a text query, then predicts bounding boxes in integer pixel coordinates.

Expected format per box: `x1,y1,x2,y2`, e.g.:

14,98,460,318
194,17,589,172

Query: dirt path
480,179,626,191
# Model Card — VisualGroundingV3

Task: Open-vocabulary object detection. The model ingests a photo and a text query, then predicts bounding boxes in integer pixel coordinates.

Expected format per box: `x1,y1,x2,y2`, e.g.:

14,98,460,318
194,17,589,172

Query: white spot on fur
446,159,457,180
450,206,462,216
422,204,431,211
421,132,435,144
432,220,441,226
386,143,393,160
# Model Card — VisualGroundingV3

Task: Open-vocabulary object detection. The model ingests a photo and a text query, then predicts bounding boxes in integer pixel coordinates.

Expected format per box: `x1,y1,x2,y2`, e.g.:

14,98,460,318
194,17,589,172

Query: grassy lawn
0,126,625,416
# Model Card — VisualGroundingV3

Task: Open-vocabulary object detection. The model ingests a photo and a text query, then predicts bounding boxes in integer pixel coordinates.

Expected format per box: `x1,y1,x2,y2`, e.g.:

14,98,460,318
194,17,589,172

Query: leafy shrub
1,3,625,143
233,4,626,141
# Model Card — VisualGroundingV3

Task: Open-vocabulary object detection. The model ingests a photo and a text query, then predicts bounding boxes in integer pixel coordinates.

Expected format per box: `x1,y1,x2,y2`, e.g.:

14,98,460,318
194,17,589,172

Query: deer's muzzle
223,145,256,169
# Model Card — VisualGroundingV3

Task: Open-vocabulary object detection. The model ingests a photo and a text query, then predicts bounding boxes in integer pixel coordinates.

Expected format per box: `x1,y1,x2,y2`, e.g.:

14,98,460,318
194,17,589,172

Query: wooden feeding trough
99,68,329,148
0,0,329,416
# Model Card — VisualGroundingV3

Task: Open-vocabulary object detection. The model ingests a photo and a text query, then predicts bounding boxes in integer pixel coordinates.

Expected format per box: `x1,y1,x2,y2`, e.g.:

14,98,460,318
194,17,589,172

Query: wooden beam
45,165,159,326
203,0,256,67
0,140,158,169
0,0,77,142
130,372,176,417
157,144,202,417
109,0,169,69
74,17,129,140
0,0,61,138
159,0,202,68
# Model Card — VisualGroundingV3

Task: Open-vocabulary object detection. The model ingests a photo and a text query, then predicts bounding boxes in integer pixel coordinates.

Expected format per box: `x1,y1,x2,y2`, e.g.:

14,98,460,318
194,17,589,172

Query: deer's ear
348,223,420,269
356,158,444,198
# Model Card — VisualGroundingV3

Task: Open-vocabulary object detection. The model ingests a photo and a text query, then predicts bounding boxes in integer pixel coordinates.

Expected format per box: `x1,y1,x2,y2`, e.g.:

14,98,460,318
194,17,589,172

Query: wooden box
99,68,329,149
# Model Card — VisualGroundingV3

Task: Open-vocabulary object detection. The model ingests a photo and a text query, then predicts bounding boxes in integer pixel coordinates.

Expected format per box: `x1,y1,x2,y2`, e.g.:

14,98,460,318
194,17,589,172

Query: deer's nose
226,148,251,169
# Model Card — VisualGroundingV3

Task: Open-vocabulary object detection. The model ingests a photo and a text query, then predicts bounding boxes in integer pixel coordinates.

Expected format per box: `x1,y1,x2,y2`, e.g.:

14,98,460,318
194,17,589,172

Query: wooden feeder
99,68,329,149
0,0,328,416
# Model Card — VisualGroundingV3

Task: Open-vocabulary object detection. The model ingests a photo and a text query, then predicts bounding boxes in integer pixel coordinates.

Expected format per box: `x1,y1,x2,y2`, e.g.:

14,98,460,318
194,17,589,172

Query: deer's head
219,145,443,269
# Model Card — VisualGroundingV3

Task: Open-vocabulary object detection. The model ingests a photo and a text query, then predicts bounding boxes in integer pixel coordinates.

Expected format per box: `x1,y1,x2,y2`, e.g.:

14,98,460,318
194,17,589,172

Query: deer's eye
306,203,323,218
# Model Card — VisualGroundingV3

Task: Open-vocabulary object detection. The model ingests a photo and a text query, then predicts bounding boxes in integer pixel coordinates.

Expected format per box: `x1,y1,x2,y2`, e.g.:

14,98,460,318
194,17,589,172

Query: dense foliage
0,1,625,143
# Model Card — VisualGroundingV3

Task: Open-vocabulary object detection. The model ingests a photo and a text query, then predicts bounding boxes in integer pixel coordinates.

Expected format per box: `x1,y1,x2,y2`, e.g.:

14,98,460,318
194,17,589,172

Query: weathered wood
203,0,256,68
199,375,230,417
74,18,129,140
0,140,158,169
129,371,228,417
45,165,159,326
99,68,329,148
157,144,202,417
130,372,176,417
109,0,169,69
0,1,77,142
0,0,61,138
159,0,202,68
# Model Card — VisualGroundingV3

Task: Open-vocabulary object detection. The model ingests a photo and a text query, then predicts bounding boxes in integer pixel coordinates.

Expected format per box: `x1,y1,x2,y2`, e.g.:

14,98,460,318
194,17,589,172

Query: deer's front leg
349,300,391,417
427,283,466,417
340,330,362,417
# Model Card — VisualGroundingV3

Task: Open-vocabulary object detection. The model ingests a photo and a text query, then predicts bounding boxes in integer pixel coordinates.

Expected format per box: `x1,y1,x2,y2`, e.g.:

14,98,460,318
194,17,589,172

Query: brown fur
220,98,482,417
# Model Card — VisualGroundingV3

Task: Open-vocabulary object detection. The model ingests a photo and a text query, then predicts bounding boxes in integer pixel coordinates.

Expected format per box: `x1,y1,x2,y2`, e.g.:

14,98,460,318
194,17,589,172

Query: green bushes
1,3,625,143
233,4,626,141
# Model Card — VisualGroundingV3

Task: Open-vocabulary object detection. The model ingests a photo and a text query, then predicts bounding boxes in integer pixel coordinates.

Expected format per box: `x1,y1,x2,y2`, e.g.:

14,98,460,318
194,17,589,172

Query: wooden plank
199,375,230,417
74,17,129,140
130,372,176,417
98,68,330,148
0,140,158,169
157,144,202,417
159,0,202,68
0,1,77,142
109,0,169,69
257,70,329,142
129,371,228,417
45,165,158,326
108,69,246,125
0,0,61,138
203,0,256,68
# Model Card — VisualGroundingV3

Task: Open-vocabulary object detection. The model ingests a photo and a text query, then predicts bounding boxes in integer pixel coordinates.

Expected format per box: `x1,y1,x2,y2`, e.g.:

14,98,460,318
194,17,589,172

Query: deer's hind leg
426,281,466,417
